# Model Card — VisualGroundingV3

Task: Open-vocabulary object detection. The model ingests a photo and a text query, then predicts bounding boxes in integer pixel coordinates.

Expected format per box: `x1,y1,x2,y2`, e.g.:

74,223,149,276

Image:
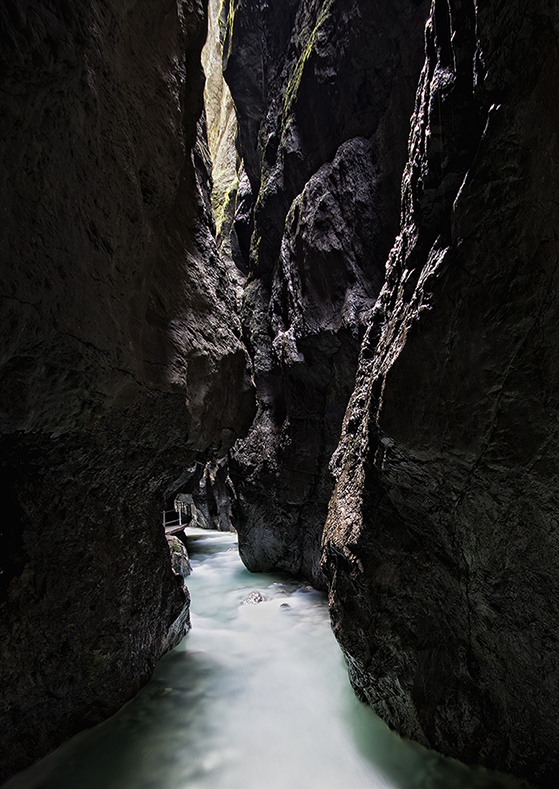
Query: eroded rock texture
202,0,239,263
0,0,254,781
223,0,429,586
323,0,559,784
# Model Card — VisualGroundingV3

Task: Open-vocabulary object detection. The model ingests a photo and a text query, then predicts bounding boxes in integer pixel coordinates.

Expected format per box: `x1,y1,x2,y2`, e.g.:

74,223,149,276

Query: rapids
3,529,530,789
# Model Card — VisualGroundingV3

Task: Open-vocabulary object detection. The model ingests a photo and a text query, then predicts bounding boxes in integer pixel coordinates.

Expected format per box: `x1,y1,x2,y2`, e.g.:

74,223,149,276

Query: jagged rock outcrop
167,535,191,580
0,0,254,782
223,0,430,586
323,0,559,785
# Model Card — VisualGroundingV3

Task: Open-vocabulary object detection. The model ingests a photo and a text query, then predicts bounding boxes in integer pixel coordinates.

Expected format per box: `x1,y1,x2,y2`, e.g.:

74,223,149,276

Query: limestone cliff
223,0,430,585
3,0,559,785
0,0,254,781
202,0,239,264
323,0,559,785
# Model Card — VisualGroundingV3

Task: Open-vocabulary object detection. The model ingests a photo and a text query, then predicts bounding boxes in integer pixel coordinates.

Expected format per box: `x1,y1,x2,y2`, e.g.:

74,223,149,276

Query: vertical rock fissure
202,0,241,268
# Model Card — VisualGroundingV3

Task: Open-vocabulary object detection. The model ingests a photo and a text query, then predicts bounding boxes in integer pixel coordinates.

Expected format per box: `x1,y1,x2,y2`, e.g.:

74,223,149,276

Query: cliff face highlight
322,0,559,784
223,0,429,586
0,0,254,780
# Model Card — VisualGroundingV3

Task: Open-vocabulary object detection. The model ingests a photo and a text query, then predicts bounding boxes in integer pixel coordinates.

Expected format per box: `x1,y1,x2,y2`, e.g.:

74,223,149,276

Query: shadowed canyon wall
219,0,559,784
321,0,559,785
3,0,559,785
0,0,254,781
223,0,430,586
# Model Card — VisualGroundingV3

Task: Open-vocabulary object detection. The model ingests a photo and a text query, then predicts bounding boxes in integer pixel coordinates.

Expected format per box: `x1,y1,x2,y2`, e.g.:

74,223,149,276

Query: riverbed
3,529,530,789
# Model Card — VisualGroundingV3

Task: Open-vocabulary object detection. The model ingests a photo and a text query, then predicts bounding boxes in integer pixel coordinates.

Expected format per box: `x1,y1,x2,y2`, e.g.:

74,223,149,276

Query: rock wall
202,0,239,263
323,0,559,784
0,0,254,781
223,0,430,586
4,0,558,784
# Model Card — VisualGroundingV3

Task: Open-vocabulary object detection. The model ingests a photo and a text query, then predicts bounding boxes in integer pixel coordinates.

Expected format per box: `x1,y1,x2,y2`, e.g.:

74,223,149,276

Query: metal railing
162,506,192,534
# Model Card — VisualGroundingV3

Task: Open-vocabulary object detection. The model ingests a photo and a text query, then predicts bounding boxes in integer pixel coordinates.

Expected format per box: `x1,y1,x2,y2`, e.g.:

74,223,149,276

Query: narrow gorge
1,0,558,787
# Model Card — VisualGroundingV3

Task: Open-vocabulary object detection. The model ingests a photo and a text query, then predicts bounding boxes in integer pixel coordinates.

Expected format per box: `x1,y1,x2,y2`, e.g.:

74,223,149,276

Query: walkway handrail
162,509,190,529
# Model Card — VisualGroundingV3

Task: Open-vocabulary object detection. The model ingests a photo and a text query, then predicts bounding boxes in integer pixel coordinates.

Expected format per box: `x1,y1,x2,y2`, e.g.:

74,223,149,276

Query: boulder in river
241,590,268,605
166,536,191,581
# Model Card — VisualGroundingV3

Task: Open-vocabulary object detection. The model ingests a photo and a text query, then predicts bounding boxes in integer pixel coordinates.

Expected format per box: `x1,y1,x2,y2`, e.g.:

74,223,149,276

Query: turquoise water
4,529,530,789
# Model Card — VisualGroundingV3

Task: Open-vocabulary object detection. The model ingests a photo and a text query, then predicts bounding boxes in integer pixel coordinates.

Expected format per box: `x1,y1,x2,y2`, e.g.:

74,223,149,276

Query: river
4,529,530,789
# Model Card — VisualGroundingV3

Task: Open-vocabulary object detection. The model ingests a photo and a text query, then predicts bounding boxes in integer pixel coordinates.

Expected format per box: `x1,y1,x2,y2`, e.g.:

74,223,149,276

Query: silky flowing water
5,529,530,789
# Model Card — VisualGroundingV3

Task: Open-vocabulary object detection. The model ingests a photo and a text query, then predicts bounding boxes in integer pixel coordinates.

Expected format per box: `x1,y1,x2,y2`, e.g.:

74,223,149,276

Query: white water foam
3,529,531,789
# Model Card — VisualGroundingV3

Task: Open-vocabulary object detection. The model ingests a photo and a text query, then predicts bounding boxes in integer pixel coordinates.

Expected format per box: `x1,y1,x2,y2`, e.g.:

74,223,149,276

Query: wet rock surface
322,0,559,785
224,0,430,587
0,0,254,781
167,535,191,581
241,590,267,605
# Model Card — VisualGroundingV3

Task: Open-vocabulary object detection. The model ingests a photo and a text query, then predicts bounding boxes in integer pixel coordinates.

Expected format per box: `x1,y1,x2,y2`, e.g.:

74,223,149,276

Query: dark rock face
167,535,191,580
323,0,559,784
176,456,239,531
224,0,429,586
0,0,254,781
